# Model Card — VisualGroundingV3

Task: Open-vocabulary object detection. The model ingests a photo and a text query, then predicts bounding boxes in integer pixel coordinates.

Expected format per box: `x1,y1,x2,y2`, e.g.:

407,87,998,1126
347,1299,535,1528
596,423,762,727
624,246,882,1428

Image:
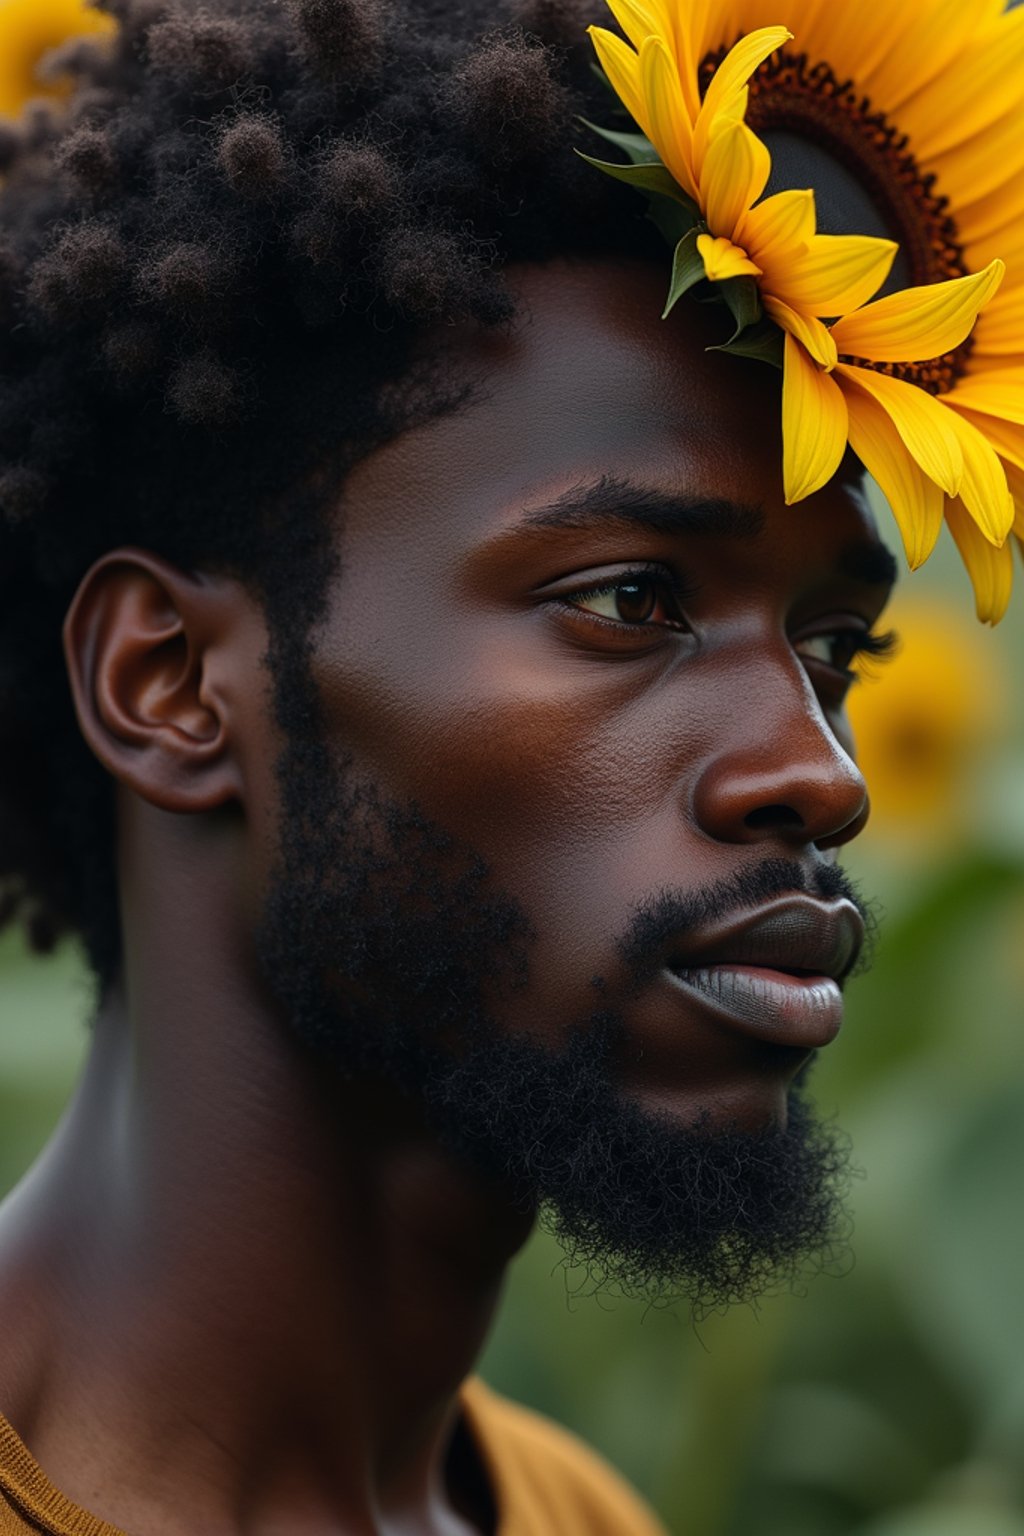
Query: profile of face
256,259,895,1308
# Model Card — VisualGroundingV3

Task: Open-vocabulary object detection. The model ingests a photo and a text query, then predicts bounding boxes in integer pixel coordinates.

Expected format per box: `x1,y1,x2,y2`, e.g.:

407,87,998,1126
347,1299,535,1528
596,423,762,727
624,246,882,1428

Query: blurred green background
2,2,1024,1533
2,512,1023,1535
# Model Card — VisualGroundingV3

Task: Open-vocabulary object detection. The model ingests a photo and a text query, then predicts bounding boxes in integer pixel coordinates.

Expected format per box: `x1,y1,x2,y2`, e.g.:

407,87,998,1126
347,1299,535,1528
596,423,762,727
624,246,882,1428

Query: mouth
665,895,865,1050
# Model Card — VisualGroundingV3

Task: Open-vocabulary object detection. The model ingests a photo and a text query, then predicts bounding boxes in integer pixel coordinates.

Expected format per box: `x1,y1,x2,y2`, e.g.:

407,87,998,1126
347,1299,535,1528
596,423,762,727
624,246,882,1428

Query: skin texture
0,259,893,1536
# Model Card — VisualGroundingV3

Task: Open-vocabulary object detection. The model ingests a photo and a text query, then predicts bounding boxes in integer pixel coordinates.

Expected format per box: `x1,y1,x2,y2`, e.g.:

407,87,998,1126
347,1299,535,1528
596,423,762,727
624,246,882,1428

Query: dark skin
0,259,893,1535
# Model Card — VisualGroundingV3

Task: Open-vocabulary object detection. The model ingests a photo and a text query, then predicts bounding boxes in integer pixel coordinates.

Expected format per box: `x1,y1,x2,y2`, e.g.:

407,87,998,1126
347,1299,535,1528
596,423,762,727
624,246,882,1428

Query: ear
63,548,261,814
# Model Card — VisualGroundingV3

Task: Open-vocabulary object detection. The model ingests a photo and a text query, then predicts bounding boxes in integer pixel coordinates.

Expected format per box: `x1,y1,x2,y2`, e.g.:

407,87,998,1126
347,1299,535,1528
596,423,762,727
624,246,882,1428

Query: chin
624,1061,809,1137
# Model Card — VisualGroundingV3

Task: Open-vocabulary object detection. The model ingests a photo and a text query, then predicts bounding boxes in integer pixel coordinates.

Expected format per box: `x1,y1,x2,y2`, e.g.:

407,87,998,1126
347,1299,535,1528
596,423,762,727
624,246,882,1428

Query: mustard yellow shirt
0,1379,668,1535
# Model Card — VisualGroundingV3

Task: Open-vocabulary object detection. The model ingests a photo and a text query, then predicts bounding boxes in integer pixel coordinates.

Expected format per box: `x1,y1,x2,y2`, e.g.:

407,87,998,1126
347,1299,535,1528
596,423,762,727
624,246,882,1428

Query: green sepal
578,117,659,166
662,228,705,319
718,276,762,341
710,317,785,370
645,191,701,248
574,150,695,208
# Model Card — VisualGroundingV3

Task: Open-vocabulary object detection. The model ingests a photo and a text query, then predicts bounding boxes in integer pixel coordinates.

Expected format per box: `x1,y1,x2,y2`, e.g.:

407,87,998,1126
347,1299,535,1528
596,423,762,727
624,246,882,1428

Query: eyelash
804,626,899,681
558,570,898,686
559,568,695,631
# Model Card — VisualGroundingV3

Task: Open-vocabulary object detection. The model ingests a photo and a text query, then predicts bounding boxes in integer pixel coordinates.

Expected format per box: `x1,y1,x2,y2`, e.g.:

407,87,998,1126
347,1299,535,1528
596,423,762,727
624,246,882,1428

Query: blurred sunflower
0,0,114,119
847,594,1002,846
587,0,1024,621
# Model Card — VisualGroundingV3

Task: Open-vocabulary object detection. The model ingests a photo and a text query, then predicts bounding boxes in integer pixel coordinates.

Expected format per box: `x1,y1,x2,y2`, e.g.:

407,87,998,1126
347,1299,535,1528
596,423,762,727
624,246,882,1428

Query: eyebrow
521,474,765,540
522,474,898,589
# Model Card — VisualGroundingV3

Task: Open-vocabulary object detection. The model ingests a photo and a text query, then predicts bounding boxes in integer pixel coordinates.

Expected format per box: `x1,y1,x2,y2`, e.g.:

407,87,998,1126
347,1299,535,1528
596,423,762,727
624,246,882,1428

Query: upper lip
667,895,865,984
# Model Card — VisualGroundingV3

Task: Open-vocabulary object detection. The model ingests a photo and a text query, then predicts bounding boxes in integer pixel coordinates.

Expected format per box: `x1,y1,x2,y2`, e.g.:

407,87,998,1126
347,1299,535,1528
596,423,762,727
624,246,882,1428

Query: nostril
744,804,805,832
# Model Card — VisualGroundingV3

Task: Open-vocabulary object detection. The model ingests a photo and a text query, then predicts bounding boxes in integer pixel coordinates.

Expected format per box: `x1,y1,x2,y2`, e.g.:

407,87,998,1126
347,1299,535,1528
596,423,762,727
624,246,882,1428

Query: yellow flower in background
848,595,1002,845
587,0,1024,622
0,0,114,119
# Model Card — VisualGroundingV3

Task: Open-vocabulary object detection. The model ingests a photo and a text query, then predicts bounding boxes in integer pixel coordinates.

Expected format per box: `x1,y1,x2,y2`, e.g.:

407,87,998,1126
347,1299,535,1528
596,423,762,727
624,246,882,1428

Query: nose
691,661,870,852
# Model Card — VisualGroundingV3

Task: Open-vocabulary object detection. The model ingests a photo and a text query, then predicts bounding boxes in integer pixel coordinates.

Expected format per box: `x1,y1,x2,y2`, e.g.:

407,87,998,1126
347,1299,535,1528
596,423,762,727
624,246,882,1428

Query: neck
0,797,532,1535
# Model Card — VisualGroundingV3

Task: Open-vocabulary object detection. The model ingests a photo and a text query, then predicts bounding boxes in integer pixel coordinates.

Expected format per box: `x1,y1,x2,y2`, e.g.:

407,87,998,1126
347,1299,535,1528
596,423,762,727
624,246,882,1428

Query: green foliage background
2,528,1023,1535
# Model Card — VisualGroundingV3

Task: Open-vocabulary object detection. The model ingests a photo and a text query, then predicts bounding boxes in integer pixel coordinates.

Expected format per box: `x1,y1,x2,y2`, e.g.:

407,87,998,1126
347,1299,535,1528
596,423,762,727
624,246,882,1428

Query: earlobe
63,548,249,814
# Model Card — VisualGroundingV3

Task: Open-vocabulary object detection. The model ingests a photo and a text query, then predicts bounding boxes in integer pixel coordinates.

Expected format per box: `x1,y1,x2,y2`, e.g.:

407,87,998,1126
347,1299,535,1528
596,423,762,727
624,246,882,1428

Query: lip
664,894,865,1050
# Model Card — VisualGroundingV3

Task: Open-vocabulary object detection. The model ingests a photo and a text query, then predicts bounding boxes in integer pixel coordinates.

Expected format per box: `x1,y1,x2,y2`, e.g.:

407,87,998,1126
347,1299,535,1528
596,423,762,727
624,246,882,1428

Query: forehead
336,258,880,577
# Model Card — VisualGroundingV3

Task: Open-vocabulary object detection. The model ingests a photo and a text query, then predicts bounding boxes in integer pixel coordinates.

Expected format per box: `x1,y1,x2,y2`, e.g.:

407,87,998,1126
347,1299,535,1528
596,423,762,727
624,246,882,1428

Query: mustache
618,857,878,984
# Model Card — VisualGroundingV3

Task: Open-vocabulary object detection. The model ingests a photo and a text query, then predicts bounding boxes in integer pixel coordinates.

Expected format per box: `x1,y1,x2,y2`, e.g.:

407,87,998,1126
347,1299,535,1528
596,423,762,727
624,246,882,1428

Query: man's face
257,259,893,1304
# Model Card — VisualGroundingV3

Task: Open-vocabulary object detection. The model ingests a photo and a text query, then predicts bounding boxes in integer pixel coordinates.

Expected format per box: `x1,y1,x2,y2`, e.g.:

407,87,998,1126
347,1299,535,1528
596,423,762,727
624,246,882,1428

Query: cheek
310,613,725,983
315,605,668,830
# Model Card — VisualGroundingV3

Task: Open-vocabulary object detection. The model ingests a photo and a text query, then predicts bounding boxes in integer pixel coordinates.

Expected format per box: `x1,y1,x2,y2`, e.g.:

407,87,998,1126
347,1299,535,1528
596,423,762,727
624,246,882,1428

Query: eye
795,626,898,678
566,572,687,630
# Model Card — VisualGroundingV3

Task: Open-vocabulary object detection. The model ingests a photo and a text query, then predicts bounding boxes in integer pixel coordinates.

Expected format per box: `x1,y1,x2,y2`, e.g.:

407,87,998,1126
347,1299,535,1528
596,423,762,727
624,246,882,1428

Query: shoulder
0,1492,35,1536
461,1378,670,1536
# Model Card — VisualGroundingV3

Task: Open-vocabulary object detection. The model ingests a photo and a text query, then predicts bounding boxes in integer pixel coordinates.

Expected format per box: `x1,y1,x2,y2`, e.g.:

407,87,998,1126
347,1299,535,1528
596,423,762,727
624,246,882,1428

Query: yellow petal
770,234,897,317
763,295,837,370
1001,460,1024,528
587,26,646,135
972,287,1024,355
603,0,662,52
795,7,908,95
697,233,762,281
946,368,1024,425
743,0,825,56
945,496,1014,624
637,34,699,201
630,0,679,37
963,214,1024,276
699,119,770,239
895,15,1024,161
693,26,790,174
710,86,748,132
699,25,791,123
929,110,1024,212
842,377,945,569
665,0,704,121
956,175,1024,244
739,188,816,267
830,262,1004,364
946,402,1024,472
939,404,1015,545
835,364,964,496
782,332,849,503
867,0,1001,116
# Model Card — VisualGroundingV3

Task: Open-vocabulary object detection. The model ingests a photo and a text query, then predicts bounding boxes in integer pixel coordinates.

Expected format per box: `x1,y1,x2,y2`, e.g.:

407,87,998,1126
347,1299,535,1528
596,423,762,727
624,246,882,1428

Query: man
2,0,989,1529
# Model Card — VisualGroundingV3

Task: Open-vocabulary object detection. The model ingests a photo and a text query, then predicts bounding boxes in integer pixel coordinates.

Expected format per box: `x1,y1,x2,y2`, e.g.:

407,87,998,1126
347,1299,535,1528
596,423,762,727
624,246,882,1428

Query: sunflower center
699,47,972,395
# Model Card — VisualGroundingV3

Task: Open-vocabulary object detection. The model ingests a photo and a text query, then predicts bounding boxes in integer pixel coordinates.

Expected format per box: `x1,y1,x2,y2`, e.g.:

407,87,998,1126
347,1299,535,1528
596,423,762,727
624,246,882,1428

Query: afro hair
0,0,657,986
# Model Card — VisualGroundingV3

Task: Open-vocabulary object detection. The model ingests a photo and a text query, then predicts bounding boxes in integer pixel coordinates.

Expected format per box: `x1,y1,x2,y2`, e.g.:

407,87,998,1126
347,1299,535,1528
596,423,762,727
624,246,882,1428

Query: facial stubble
258,720,859,1312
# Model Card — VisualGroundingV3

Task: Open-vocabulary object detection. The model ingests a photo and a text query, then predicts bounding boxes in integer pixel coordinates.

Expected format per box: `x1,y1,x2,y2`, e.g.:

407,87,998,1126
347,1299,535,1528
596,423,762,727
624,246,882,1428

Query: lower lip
668,964,844,1048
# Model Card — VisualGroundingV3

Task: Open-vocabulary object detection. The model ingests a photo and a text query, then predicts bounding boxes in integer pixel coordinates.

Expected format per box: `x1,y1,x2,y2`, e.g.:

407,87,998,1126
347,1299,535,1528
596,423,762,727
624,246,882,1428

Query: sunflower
846,593,1003,849
586,0,1024,621
0,0,115,120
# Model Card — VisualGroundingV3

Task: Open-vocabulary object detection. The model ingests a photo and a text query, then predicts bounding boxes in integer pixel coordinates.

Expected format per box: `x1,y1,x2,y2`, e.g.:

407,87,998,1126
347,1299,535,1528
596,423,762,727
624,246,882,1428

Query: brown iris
613,579,658,623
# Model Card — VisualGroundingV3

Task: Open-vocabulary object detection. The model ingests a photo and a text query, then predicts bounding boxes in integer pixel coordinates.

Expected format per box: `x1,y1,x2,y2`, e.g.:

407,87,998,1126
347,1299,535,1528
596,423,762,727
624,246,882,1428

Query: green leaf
574,150,694,207
589,59,620,96
718,275,762,340
893,1082,1024,1412
827,850,1024,1101
662,229,705,319
857,1506,1024,1536
712,317,784,369
577,117,659,166
645,193,701,249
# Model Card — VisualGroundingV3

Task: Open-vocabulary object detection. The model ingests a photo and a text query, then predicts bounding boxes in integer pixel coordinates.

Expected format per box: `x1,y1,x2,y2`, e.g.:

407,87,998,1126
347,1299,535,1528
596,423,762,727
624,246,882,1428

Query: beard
258,712,863,1313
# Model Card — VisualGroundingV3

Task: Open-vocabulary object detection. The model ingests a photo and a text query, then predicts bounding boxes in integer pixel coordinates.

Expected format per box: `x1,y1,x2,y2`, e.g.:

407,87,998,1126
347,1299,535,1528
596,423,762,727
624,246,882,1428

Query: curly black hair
0,0,663,989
